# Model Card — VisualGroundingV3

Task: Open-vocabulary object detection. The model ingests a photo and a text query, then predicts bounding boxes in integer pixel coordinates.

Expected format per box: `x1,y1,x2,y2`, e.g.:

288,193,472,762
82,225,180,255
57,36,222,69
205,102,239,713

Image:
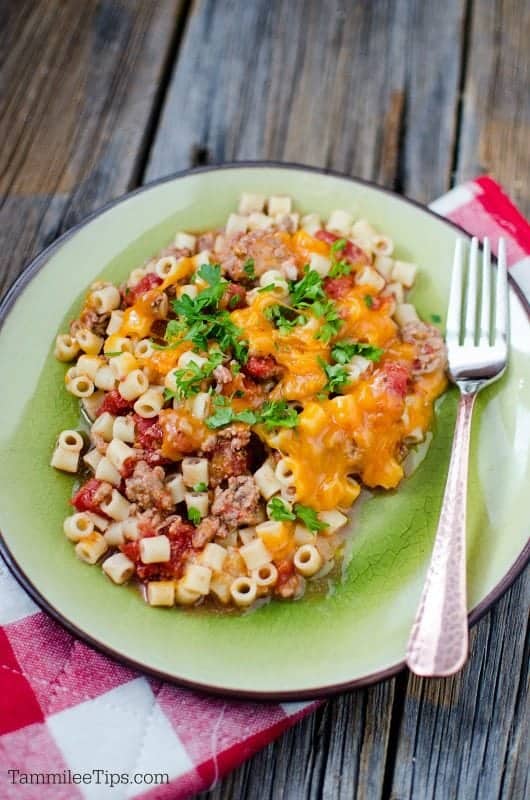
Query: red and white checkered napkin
1,177,529,800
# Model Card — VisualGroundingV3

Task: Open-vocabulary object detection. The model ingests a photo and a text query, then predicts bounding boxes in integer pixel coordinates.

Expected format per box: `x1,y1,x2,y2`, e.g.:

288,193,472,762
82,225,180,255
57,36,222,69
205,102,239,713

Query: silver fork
406,236,509,677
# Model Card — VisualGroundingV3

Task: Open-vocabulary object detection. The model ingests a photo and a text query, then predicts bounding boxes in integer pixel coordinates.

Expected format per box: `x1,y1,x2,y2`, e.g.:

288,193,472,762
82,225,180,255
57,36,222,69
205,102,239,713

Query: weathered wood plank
0,0,186,298
389,568,529,800
455,0,530,216
146,0,467,206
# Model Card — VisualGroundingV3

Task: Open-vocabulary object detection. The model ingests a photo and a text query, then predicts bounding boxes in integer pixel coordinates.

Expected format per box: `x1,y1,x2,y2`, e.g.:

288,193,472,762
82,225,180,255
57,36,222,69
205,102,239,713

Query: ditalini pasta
51,195,448,609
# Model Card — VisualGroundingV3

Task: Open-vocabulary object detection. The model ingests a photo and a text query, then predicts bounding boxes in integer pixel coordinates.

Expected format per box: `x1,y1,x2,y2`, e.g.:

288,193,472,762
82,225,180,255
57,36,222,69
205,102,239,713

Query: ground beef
196,231,218,252
124,273,163,306
243,354,283,381
401,321,448,376
323,275,355,299
274,559,304,598
124,460,173,511
220,282,247,310
71,479,112,514
216,230,292,281
70,308,109,338
192,516,226,548
315,230,370,265
211,476,261,528
373,361,411,400
207,424,251,486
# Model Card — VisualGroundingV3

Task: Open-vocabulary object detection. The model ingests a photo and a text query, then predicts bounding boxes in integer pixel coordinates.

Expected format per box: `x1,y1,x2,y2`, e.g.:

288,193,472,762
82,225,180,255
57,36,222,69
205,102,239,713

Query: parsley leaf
268,497,296,522
257,400,299,429
331,341,383,364
165,351,223,400
188,507,202,525
193,482,208,493
364,294,374,309
329,260,352,278
313,299,342,342
205,396,259,429
430,313,442,324
243,259,256,279
330,238,348,254
264,304,307,335
318,357,350,394
289,268,325,305
287,268,342,342
294,504,328,533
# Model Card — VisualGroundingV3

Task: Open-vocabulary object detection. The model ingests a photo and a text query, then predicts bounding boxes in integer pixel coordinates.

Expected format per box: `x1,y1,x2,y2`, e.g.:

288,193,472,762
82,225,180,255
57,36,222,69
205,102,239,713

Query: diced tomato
134,415,163,450
381,362,410,398
315,229,339,246
323,275,355,299
121,522,193,581
124,273,163,305
243,354,281,381
222,283,247,310
71,479,107,514
96,389,134,417
315,230,369,265
275,558,295,587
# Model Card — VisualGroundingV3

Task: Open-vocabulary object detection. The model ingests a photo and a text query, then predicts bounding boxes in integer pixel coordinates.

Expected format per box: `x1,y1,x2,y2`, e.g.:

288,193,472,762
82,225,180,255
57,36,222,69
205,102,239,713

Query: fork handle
406,390,477,677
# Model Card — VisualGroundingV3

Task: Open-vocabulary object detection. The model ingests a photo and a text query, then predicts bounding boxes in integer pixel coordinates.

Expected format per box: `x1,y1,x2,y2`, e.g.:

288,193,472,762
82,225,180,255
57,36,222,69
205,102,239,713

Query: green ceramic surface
0,165,529,697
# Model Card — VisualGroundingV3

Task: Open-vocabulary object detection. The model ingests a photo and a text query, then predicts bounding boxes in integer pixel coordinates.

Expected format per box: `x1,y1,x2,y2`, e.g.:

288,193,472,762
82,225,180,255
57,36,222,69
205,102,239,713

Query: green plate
0,164,528,698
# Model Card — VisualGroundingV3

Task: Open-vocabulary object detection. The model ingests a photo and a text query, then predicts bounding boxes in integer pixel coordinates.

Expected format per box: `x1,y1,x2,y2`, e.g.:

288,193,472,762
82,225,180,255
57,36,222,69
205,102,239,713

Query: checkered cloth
1,177,529,800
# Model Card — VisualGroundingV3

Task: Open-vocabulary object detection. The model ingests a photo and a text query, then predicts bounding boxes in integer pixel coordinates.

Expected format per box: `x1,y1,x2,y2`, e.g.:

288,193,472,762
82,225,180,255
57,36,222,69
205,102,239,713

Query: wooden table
1,2,528,797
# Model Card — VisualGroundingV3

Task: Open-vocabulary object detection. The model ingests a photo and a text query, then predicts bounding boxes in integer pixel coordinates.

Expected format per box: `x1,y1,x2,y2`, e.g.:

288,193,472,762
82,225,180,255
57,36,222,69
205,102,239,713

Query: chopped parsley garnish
228,294,241,309
330,238,348,254
287,268,343,342
159,263,248,363
258,400,299,430
294,504,328,533
329,260,352,278
243,259,256,279
319,357,350,394
104,351,122,357
312,299,342,342
205,397,299,430
268,498,329,533
257,284,277,293
331,341,384,364
364,294,374,309
187,507,202,525
268,497,296,522
289,268,325,305
164,351,223,400
193,483,208,493
264,304,307,335
430,313,442,324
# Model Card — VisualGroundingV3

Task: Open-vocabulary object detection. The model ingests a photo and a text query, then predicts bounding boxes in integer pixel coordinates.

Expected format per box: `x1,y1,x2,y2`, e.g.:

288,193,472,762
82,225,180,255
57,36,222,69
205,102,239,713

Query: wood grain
455,0,530,217
146,0,467,205
0,0,186,297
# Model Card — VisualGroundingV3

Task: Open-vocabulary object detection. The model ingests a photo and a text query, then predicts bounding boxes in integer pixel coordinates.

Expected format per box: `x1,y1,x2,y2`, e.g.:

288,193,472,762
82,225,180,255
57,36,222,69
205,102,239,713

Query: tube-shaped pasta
90,285,121,314
355,266,386,292
259,269,288,295
248,212,273,231
51,446,79,474
293,523,314,545
251,562,278,588
239,192,266,214
122,517,140,541
82,391,104,421
181,457,209,488
372,235,394,256
317,509,348,533
275,458,296,487
177,351,207,370
225,213,248,236
103,521,125,546
238,527,256,545
63,513,94,542
177,284,198,300
300,213,321,235
200,543,227,572
94,365,116,391
294,544,323,577
100,489,131,521
167,474,186,504
134,387,164,418
175,581,201,606
327,209,354,236
181,563,212,595
230,576,257,607
95,456,121,487
106,310,124,336
67,375,95,398
392,260,417,288
134,339,154,359
383,281,405,304
109,352,138,380
75,532,108,565
102,552,135,585
193,250,211,270
191,392,210,420
139,534,170,564
104,336,133,355
83,448,103,472
394,303,419,327
106,438,135,472
86,512,110,531
254,460,282,499
184,492,209,518
76,328,104,355
58,430,84,452
309,253,331,277
147,581,175,607
54,334,80,362
239,538,272,571
128,267,147,286
374,254,395,280
209,574,231,604
155,256,178,279
118,369,148,401
174,231,196,251
112,415,135,443
352,219,377,242
267,195,292,215
91,412,115,442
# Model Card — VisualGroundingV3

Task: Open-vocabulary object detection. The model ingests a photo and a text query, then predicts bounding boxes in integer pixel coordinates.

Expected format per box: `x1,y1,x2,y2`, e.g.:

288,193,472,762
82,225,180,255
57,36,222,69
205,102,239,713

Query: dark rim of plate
0,161,528,700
